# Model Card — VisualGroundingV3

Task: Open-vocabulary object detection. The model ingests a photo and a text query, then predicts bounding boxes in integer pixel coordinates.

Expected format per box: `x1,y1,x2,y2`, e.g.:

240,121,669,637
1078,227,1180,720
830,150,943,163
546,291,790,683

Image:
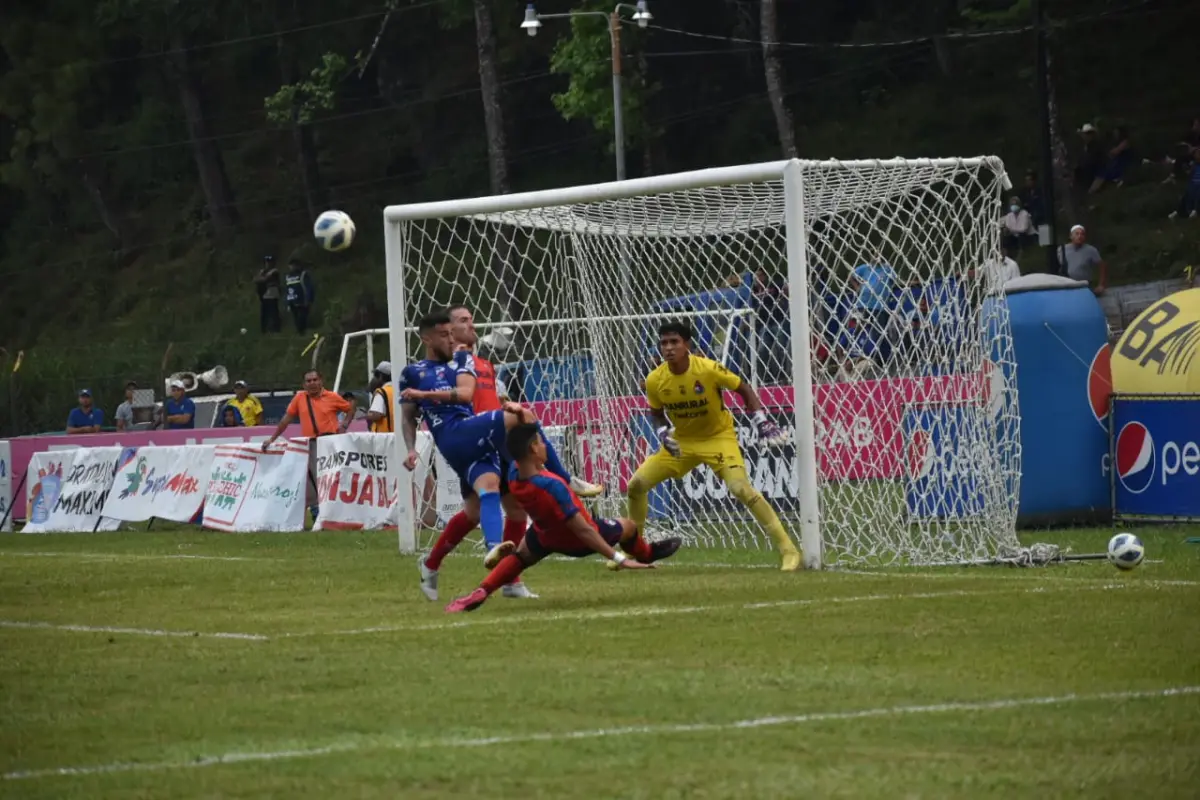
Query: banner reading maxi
1111,395,1200,520
22,447,123,533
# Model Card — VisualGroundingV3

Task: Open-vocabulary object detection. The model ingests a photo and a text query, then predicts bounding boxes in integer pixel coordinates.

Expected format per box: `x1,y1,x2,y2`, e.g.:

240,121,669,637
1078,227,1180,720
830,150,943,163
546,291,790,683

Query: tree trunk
167,34,238,239
760,0,797,158
78,159,123,245
474,0,524,324
1045,44,1080,228
278,36,328,221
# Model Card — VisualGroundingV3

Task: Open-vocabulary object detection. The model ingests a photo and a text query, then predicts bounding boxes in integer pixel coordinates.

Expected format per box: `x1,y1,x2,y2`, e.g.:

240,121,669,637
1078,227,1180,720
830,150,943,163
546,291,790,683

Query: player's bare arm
563,515,653,569
401,371,477,406
400,401,421,470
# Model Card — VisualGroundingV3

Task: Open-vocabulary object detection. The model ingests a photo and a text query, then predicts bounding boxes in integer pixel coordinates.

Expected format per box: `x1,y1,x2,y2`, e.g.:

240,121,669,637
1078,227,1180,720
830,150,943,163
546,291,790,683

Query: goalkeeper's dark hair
658,320,693,341
506,422,542,462
417,309,452,333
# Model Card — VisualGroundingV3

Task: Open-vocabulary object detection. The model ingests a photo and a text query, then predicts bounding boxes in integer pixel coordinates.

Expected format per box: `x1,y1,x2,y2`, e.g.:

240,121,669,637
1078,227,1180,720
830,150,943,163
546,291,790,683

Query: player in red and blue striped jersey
445,423,682,613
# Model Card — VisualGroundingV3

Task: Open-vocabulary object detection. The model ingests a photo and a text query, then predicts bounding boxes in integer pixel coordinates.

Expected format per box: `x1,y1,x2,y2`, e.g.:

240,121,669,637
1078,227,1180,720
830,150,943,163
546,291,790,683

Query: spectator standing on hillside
1094,126,1135,191
1168,148,1200,220
1075,124,1107,192
254,256,282,333
226,380,263,426
284,258,316,335
1020,171,1045,227
164,380,196,429
66,389,104,434
1002,196,1036,258
1058,225,1108,296
114,381,138,431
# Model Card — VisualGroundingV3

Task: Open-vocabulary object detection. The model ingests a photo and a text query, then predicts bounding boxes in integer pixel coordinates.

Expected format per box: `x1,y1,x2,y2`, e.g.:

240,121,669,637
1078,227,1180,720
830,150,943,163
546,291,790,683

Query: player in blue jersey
399,309,601,600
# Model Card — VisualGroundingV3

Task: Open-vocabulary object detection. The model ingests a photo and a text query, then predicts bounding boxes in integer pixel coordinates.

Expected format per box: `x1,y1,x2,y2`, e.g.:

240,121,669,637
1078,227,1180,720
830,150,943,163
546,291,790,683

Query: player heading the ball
445,423,682,613
628,320,802,571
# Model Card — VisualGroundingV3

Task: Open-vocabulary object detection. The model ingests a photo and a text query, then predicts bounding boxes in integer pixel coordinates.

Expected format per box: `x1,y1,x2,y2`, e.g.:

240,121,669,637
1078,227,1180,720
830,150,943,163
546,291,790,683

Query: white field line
284,582,1147,637
839,568,1200,586
0,551,264,563
5,684,1197,782
0,621,268,641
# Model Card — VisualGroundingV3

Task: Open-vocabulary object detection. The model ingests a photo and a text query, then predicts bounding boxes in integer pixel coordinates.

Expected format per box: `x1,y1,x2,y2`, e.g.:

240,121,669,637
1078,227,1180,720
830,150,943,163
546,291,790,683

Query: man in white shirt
1002,196,1035,257
979,256,1021,295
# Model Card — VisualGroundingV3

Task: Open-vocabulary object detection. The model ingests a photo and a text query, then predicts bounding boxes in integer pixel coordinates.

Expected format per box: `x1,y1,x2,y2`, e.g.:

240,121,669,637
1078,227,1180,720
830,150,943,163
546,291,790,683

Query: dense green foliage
0,0,1196,435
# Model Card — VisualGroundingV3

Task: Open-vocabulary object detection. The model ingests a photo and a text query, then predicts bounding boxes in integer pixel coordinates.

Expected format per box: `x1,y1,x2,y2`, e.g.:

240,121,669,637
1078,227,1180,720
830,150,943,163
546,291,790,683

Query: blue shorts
435,410,507,495
524,517,625,560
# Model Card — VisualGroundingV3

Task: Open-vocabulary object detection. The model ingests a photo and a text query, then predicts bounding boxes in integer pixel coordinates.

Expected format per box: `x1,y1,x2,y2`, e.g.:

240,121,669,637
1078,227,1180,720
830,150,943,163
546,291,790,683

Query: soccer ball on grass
1107,533,1145,570
314,210,356,252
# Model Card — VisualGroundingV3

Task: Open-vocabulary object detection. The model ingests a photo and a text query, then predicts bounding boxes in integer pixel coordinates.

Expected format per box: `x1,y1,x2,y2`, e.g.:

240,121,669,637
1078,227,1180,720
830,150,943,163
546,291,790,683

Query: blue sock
479,490,504,549
538,423,572,483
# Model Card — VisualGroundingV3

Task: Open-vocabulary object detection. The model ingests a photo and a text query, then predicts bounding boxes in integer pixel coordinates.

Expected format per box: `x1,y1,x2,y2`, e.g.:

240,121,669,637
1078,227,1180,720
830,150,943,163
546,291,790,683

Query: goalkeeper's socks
479,490,504,549
621,534,654,562
503,516,527,545
537,423,572,483
480,553,525,595
425,511,475,571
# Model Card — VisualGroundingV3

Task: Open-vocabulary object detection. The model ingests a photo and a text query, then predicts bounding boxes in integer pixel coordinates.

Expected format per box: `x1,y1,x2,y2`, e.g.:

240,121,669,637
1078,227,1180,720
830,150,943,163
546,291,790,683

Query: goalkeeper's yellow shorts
634,433,745,483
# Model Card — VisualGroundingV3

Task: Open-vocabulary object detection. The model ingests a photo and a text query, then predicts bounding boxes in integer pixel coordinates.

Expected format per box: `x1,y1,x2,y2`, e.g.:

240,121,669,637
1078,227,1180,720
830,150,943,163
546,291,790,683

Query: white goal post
383,158,1021,568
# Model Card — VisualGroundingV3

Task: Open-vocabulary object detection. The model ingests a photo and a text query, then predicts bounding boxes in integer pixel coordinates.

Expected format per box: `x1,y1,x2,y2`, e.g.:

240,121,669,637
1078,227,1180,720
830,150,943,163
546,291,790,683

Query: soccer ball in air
1107,533,1145,570
313,210,356,252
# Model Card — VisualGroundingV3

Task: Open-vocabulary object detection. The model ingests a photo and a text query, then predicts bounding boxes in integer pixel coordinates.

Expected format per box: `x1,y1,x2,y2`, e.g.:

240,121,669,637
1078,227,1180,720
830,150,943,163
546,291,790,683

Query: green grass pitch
1,526,1198,798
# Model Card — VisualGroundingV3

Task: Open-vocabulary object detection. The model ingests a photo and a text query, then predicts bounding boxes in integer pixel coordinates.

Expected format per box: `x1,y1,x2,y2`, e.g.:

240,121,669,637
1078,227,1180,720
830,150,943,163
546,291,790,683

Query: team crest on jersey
694,381,704,395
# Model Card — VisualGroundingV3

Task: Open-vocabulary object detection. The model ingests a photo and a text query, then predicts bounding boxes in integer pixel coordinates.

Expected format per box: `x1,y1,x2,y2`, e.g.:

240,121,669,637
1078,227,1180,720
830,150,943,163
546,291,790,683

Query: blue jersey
400,351,507,493
398,351,479,442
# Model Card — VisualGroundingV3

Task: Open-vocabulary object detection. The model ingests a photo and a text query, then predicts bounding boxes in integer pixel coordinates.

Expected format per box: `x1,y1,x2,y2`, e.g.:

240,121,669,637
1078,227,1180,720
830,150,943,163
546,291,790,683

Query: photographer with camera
254,255,282,333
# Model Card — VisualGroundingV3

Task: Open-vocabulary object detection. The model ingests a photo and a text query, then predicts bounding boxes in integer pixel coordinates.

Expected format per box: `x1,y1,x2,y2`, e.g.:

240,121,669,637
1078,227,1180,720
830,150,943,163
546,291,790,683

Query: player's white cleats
418,560,439,601
484,540,516,569
656,425,681,457
570,475,604,497
501,582,539,599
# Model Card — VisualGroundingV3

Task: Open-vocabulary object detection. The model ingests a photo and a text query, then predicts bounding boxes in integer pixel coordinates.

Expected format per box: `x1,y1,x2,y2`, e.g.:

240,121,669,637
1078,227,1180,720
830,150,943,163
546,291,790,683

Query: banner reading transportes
22,447,123,533
102,445,214,523
313,433,398,530
203,441,309,532
1111,395,1200,520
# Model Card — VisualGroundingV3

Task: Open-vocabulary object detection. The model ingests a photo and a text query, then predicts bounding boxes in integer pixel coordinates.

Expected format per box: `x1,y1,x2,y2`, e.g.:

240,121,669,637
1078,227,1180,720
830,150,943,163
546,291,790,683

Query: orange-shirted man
416,304,603,601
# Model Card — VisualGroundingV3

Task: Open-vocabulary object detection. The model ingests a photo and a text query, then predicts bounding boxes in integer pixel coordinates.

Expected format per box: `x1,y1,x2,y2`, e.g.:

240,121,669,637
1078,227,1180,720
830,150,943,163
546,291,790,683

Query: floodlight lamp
632,0,652,27
520,4,542,37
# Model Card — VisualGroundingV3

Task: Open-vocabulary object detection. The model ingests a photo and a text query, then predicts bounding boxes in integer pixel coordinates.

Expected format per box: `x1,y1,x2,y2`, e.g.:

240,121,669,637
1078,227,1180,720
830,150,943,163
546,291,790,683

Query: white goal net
385,158,1021,568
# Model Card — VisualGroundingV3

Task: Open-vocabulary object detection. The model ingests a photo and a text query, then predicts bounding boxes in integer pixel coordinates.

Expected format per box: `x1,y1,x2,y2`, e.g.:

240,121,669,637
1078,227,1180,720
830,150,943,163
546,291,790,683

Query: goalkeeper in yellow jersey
627,320,802,571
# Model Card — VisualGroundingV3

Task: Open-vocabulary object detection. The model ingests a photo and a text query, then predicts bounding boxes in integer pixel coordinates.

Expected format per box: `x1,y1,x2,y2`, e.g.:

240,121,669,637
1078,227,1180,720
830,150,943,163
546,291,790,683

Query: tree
264,51,342,221
760,0,797,157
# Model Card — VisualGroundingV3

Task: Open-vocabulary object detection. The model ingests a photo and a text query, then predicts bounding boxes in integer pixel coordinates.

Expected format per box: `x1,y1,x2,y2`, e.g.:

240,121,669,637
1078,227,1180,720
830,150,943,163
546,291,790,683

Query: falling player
445,423,682,613
401,308,600,600
626,320,802,571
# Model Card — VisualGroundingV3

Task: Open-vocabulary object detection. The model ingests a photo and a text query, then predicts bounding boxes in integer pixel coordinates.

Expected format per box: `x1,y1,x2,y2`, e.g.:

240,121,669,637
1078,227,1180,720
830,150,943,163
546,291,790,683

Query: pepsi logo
908,430,934,479
1115,421,1155,494
1086,344,1113,430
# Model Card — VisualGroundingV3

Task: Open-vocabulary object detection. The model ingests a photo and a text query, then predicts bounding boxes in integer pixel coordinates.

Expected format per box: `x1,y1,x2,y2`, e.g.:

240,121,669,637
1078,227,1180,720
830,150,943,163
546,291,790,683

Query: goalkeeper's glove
656,425,681,457
753,410,791,449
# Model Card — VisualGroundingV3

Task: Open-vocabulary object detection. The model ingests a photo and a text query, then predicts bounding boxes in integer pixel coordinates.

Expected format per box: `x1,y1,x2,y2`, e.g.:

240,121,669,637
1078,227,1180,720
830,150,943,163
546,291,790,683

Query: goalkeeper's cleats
780,549,803,572
418,560,439,601
570,476,605,497
647,536,683,563
501,581,539,599
445,588,488,614
484,540,516,569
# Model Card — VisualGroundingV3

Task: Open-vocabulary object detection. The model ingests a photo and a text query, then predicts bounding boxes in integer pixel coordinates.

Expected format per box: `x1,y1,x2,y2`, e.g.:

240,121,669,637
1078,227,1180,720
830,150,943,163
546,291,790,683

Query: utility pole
1033,0,1058,274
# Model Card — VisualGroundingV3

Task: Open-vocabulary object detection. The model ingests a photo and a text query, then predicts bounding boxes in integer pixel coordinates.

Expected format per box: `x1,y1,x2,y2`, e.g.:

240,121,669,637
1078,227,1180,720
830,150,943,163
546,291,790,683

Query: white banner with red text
312,433,400,530
22,447,123,533
203,441,309,532
101,445,214,524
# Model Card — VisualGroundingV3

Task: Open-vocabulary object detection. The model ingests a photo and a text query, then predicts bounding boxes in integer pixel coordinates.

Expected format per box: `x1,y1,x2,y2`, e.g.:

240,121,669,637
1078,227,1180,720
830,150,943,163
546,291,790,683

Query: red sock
425,511,475,571
480,554,525,595
622,534,653,562
502,517,527,546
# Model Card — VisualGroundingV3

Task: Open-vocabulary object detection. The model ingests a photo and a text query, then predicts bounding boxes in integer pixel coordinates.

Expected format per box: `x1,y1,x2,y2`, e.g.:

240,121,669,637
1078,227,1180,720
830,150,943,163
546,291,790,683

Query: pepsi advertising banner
1111,395,1200,520
903,404,988,520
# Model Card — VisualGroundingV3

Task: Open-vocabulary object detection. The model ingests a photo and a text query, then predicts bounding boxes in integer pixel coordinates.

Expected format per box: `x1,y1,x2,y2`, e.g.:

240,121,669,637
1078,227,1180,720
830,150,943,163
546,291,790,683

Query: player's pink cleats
445,588,489,614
